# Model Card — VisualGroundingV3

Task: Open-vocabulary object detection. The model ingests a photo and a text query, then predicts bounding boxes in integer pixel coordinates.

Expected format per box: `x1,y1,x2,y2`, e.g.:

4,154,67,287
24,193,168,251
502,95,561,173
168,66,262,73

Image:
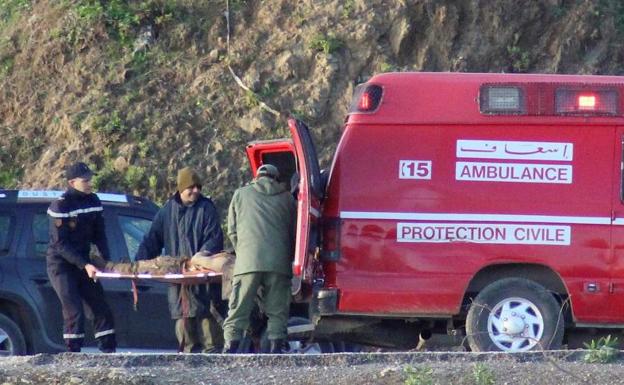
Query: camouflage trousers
175,315,225,353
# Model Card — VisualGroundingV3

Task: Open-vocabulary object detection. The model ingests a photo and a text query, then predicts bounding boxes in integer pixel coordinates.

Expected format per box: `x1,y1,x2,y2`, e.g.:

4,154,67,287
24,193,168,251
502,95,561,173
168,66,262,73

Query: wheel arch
463,263,569,311
0,293,47,354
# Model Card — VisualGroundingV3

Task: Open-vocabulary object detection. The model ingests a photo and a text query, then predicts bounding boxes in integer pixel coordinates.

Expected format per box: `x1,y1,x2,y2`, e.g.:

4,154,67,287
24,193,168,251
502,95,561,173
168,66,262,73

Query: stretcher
94,270,225,312
95,270,223,285
92,252,234,309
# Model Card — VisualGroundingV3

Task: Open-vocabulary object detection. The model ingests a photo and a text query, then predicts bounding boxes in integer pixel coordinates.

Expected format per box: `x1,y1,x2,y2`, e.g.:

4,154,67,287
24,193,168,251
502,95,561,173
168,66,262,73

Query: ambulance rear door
287,118,322,295
245,139,297,181
245,118,322,295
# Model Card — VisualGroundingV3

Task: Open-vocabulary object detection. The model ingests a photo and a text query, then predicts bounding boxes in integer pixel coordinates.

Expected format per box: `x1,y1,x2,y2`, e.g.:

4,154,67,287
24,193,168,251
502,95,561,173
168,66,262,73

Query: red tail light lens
358,92,372,110
349,84,383,114
555,88,618,115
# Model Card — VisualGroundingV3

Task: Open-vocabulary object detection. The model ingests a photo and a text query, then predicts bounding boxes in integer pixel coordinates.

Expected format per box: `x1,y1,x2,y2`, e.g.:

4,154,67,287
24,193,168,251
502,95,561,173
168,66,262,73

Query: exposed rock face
0,0,623,219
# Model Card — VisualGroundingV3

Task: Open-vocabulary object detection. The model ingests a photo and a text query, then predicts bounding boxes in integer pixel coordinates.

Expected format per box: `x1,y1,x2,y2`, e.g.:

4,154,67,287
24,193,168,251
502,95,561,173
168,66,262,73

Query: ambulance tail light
555,88,618,115
320,217,341,261
479,86,525,114
349,84,383,114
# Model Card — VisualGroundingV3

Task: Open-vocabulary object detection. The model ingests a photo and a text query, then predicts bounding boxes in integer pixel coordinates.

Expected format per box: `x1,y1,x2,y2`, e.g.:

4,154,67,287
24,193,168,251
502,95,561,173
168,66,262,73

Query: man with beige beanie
135,167,225,353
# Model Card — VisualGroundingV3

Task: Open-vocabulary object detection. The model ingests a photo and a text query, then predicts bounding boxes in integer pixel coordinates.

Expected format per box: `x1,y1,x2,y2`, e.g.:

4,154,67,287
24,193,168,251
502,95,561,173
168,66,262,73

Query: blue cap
66,162,94,180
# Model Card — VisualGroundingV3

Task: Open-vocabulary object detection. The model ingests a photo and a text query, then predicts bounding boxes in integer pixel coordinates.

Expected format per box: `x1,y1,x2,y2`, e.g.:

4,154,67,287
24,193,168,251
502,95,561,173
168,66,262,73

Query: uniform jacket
47,188,110,272
228,176,296,277
136,193,223,319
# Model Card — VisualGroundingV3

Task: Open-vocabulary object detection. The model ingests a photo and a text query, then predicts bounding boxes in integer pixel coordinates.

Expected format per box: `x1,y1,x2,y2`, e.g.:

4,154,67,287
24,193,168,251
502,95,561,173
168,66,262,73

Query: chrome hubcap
487,297,544,352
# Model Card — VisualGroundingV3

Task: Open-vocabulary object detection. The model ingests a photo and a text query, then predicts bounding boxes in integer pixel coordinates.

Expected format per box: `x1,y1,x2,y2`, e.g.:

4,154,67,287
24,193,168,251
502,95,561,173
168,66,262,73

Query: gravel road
0,350,621,385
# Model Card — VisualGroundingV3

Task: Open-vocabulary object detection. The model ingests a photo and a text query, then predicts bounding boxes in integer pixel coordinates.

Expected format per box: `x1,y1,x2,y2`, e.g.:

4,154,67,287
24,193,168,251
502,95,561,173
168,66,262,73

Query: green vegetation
124,165,145,187
404,365,433,385
472,363,495,385
0,167,22,188
0,0,30,26
242,81,278,109
93,110,127,136
583,335,619,363
0,55,14,78
92,157,147,193
229,0,249,12
598,0,624,34
244,89,260,108
258,81,277,99
341,0,355,19
57,0,175,49
379,61,396,73
506,44,530,73
309,33,344,55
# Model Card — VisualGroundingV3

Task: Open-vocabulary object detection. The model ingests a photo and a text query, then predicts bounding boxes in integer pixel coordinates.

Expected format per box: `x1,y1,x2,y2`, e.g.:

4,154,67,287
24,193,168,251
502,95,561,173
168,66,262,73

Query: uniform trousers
175,315,224,353
48,266,116,352
223,272,291,343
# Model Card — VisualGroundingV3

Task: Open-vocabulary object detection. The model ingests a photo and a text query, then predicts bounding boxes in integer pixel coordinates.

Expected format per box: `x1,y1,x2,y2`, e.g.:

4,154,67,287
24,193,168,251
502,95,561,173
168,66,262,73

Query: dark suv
0,190,176,354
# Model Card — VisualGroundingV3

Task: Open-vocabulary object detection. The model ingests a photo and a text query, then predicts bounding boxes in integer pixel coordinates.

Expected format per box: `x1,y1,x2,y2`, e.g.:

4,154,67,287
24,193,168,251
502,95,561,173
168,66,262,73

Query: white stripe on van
340,211,612,225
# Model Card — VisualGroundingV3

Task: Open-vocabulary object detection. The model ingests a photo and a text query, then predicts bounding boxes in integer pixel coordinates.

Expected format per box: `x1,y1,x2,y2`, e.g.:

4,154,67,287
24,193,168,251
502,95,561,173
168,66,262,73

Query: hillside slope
1,0,623,214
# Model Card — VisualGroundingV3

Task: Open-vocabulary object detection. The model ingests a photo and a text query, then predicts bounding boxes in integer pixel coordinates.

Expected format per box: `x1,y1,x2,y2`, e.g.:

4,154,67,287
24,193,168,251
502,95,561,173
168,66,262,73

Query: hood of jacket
251,176,287,195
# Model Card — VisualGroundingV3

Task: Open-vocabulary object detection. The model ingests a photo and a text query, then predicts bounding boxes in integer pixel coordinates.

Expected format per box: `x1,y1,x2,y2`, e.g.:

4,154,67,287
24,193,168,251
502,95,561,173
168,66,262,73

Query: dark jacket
136,193,223,318
228,176,296,277
47,188,110,272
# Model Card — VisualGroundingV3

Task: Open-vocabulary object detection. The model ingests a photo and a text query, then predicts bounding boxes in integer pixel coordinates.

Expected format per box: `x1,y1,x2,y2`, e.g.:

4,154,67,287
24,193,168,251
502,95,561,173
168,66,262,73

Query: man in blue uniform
47,162,116,353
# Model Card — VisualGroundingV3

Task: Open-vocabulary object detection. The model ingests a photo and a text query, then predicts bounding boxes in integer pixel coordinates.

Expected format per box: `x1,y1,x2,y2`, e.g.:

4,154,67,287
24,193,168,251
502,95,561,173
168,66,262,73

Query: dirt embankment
0,351,621,385
1,0,624,216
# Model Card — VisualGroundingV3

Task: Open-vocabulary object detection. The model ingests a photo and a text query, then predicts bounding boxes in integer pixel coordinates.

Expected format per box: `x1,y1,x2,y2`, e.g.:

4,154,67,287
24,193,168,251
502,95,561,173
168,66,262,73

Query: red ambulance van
247,72,624,352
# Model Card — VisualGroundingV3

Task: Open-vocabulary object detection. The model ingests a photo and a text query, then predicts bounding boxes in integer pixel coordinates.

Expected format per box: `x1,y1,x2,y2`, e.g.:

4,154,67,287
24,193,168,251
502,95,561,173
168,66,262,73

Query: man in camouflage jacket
222,164,296,354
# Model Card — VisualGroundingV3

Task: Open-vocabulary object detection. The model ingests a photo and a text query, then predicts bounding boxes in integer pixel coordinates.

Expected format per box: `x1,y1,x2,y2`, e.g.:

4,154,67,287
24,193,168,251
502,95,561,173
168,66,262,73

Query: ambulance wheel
466,278,563,352
0,313,26,355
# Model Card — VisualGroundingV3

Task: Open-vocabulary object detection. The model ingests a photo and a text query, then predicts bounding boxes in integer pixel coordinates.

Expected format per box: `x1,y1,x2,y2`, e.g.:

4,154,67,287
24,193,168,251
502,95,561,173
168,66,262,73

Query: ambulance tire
466,278,564,352
0,313,26,355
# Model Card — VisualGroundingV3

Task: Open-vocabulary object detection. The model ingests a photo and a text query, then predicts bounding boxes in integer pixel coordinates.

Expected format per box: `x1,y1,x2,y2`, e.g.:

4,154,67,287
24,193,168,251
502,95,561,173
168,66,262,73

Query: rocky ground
0,350,621,385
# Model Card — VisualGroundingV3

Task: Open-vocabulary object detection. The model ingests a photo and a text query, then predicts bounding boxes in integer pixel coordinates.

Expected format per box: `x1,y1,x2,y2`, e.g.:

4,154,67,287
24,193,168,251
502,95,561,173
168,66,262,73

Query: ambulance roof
347,72,624,125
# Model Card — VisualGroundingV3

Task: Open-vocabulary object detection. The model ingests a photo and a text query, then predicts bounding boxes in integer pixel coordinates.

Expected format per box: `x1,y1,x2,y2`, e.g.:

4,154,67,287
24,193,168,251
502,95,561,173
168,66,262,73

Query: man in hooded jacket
222,164,296,353
136,167,225,352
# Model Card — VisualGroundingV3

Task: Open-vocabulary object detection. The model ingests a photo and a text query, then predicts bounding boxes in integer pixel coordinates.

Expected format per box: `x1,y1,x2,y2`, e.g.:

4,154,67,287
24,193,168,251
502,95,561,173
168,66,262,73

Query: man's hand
85,263,100,279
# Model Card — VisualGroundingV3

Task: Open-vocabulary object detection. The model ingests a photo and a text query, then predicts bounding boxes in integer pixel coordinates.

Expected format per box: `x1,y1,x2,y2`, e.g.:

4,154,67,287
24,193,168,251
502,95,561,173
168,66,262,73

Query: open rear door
245,139,295,178
288,118,322,295
244,118,321,295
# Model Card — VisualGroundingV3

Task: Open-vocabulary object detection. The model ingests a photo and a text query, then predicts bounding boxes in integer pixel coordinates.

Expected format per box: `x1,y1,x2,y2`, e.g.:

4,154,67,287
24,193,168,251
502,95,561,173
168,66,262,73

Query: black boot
223,340,240,354
269,339,286,354
97,334,117,353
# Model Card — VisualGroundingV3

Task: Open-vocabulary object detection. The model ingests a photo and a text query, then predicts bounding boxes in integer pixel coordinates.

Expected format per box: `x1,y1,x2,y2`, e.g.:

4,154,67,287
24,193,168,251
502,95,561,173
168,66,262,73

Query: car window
118,215,152,261
0,214,13,255
32,213,49,258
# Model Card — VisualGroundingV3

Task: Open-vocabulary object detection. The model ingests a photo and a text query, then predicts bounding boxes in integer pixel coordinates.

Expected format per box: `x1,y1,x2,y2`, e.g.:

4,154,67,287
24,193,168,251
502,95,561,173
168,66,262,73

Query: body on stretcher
93,251,234,286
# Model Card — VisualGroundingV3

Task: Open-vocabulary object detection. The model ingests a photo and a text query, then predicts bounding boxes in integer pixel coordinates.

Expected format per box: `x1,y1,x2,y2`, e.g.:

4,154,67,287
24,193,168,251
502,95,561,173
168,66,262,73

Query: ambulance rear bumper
316,288,338,315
